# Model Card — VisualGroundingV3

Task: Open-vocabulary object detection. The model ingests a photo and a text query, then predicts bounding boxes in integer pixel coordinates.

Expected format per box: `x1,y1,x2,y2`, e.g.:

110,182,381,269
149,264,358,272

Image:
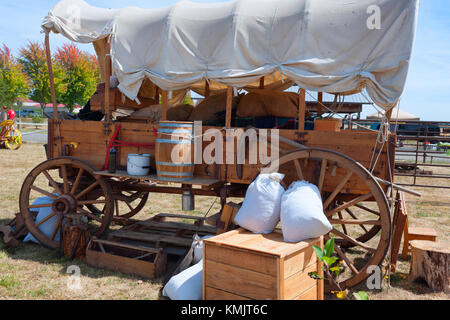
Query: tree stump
409,240,449,293
61,215,91,260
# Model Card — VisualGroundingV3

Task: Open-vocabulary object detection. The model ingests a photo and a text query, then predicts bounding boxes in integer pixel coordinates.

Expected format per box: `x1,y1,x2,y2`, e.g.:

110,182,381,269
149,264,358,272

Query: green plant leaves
312,245,324,260
308,271,323,280
322,256,338,267
324,237,335,257
353,291,369,300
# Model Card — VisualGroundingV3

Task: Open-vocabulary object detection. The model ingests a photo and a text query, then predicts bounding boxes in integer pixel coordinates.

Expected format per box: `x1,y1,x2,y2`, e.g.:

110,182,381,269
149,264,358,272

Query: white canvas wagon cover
42,0,419,111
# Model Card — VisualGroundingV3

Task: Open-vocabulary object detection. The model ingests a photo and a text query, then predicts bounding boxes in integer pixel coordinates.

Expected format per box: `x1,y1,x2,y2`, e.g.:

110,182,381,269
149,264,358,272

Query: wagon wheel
85,185,149,221
263,148,391,290
4,127,22,150
19,157,114,249
113,190,149,220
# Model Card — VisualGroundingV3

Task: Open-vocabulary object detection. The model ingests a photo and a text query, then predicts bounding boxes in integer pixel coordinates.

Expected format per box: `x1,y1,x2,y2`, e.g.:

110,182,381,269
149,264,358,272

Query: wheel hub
52,194,77,216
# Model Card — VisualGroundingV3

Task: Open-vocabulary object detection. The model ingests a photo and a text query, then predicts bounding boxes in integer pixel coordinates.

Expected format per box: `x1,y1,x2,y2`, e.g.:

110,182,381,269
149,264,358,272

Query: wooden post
205,80,210,98
225,87,233,128
259,77,265,89
44,31,63,157
154,86,160,102
317,92,323,116
298,88,306,131
161,90,168,121
104,41,112,123
44,32,58,121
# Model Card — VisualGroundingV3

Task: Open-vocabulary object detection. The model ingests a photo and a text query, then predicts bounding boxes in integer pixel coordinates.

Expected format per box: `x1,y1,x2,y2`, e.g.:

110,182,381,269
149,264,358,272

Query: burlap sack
167,104,194,121
236,90,299,118
188,92,241,122
129,104,162,122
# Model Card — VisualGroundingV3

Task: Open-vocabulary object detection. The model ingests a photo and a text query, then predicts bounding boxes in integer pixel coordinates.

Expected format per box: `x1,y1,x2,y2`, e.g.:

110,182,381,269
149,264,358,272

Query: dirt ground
0,143,448,300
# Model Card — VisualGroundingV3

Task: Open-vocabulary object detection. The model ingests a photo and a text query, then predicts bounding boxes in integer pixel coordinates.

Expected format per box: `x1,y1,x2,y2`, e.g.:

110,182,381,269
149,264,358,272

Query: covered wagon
20,0,420,290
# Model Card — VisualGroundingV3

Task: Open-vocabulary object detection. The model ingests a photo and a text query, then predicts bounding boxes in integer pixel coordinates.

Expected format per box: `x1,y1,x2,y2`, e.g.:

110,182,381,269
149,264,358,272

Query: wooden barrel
155,121,194,182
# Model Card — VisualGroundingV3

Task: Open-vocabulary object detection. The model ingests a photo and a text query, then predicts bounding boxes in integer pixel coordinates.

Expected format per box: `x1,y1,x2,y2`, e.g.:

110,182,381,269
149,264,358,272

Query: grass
0,143,449,300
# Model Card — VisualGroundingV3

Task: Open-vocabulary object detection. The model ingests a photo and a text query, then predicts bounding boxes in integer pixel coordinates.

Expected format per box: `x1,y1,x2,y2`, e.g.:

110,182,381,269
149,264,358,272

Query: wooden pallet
108,215,217,255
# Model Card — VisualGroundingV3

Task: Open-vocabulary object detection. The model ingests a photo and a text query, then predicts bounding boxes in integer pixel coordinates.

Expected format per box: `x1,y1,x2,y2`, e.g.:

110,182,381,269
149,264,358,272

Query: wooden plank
390,191,408,271
204,286,250,300
225,87,233,128
283,264,317,300
283,242,319,279
295,284,318,300
204,260,278,300
298,88,306,131
217,202,241,235
205,229,317,258
153,213,205,221
317,92,323,116
104,41,111,122
92,239,160,254
161,90,168,120
136,220,216,234
110,230,193,247
94,170,221,187
205,243,277,275
85,245,165,279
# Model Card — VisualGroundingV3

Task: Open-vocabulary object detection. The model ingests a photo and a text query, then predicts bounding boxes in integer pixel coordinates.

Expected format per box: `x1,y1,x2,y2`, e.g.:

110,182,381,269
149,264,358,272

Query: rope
304,90,381,133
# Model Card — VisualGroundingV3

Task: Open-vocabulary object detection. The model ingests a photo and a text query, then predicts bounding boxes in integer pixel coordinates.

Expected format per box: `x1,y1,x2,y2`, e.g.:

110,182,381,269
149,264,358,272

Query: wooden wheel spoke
30,185,57,199
115,200,120,216
330,228,376,253
294,159,304,180
28,203,52,209
78,207,102,222
35,212,57,227
326,193,372,217
125,201,134,211
329,219,381,226
50,216,63,240
75,181,100,200
337,211,348,235
323,171,352,209
345,208,369,232
318,159,327,193
78,199,106,205
70,168,84,195
325,235,360,275
60,164,69,194
42,170,62,195
354,203,380,216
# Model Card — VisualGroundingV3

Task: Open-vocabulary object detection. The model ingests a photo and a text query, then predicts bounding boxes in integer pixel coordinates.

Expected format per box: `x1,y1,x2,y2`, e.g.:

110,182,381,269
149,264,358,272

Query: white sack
280,181,332,243
193,235,214,264
24,196,61,244
162,259,203,300
234,173,285,234
42,0,419,111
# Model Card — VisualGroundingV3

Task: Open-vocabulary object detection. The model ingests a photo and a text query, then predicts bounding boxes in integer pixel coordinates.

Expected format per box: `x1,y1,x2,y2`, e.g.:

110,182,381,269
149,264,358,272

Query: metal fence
349,119,450,189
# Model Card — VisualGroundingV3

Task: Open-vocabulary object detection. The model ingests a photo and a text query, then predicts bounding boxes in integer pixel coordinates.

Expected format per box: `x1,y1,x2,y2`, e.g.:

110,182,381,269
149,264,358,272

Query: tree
0,44,29,108
55,44,100,112
18,41,65,112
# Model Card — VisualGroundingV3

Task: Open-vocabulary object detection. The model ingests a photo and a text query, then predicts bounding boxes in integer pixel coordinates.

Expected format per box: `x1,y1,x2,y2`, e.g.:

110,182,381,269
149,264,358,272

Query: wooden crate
86,239,167,279
203,228,323,300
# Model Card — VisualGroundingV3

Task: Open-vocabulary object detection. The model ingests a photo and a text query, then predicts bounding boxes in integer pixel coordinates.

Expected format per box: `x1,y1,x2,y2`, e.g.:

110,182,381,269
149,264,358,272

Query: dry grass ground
0,143,448,300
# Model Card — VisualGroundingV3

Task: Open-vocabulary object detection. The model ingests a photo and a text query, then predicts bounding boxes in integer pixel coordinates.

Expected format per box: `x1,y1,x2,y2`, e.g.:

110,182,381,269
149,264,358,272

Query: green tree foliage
55,44,100,112
18,41,65,111
0,44,29,107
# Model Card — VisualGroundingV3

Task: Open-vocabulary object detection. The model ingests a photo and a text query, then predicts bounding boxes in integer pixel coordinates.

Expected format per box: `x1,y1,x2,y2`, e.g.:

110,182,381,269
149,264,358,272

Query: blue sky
0,0,449,121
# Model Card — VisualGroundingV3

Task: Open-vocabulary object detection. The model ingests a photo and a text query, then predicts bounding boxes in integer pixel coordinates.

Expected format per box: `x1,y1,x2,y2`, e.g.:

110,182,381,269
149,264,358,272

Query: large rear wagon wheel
19,157,114,249
263,148,391,290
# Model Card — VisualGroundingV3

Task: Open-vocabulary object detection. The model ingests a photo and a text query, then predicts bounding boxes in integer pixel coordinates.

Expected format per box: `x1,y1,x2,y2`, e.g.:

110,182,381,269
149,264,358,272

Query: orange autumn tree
55,44,100,112
19,41,65,113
